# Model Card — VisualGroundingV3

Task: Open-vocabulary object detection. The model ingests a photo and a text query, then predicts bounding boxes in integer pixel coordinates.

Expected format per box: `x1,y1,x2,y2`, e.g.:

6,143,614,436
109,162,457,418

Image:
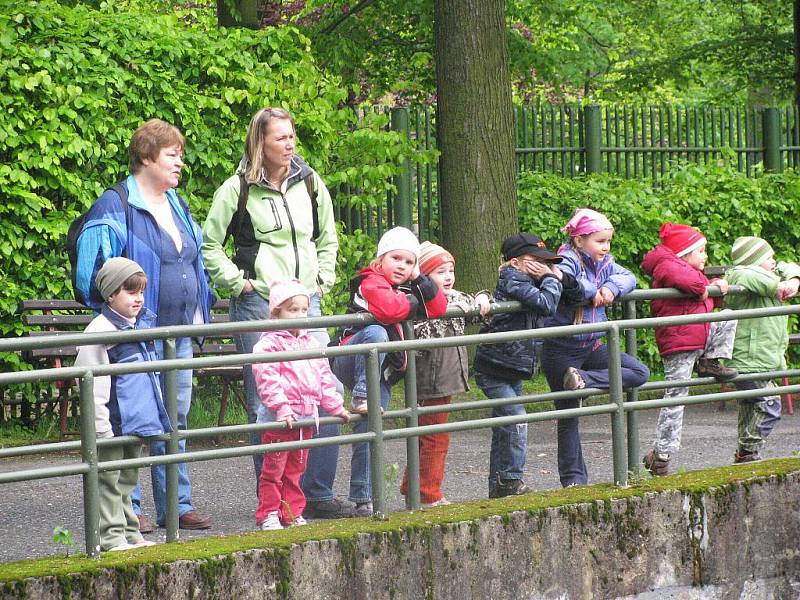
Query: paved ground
1,401,799,563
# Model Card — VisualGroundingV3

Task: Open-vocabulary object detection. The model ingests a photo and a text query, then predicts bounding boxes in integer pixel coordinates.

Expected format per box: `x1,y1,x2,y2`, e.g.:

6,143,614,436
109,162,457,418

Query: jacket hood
641,244,676,276
101,304,157,331
237,154,314,189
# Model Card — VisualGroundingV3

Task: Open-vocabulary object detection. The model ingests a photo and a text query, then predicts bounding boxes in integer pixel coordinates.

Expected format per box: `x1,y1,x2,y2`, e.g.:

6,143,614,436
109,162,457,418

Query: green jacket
724,261,800,372
201,156,338,299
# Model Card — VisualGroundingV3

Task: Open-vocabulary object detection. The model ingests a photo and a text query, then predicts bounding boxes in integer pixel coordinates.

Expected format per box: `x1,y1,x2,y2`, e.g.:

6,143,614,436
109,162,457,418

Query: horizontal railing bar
627,383,800,412
0,464,89,484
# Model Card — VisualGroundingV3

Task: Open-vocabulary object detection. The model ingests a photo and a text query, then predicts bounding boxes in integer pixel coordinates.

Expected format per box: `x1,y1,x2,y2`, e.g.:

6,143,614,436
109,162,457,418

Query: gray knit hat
96,257,145,300
731,236,773,267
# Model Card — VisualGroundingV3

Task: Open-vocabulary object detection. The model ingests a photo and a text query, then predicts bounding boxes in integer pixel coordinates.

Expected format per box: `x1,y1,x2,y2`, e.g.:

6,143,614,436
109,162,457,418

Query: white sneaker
421,498,452,508
260,511,283,531
107,542,137,552
290,516,308,527
131,539,157,548
351,396,368,414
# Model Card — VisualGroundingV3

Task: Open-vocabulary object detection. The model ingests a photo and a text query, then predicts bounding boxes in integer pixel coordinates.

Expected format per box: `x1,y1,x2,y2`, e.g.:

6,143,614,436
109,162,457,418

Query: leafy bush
517,160,800,368
0,0,424,351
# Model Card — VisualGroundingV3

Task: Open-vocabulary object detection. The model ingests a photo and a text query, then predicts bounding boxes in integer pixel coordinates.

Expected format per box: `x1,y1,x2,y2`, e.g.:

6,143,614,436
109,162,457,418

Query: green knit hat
731,236,773,266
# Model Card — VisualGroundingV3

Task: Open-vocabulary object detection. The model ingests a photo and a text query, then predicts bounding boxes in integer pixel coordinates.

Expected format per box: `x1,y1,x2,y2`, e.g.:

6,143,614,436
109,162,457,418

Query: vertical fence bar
402,322,420,510
80,373,101,557
623,301,640,475
391,108,413,229
607,325,627,486
584,105,602,174
366,349,386,518
164,338,179,542
424,105,434,238
763,107,781,173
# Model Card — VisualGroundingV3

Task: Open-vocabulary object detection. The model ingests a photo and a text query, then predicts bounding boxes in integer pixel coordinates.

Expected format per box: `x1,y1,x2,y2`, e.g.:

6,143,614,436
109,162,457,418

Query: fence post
366,349,386,518
164,338,179,542
762,107,781,173
391,107,413,229
623,300,640,475
607,325,628,486
583,105,602,174
80,373,101,558
402,322,420,510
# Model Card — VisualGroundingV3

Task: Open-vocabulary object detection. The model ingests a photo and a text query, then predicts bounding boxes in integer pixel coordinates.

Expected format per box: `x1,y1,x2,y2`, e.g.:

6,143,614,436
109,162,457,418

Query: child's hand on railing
475,293,492,316
279,414,295,429
777,278,800,302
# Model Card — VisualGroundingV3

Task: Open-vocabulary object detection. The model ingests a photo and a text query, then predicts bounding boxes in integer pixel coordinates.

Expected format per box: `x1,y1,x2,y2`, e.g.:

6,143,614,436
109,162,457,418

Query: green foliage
321,225,377,317
52,527,76,556
0,0,426,349
517,160,800,367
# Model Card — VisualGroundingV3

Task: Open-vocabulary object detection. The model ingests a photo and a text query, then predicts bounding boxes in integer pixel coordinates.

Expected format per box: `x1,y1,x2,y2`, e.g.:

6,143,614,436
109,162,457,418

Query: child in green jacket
725,236,800,463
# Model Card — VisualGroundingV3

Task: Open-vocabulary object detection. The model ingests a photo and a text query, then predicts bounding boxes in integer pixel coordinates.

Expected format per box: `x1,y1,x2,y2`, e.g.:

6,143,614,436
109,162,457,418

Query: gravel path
1,401,798,563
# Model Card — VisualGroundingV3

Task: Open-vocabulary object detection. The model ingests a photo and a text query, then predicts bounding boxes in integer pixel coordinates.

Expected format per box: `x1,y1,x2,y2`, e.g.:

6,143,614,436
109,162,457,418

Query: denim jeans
230,291,342,487
542,339,650,487
331,324,391,503
131,335,194,523
475,372,526,494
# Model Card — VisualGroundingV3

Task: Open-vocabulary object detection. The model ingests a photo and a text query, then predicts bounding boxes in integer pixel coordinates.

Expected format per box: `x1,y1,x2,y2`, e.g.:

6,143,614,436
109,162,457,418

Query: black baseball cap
501,233,562,262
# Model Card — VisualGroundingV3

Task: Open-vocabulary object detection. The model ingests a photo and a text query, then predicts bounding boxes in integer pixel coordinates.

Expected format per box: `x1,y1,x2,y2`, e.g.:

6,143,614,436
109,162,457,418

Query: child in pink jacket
252,279,351,530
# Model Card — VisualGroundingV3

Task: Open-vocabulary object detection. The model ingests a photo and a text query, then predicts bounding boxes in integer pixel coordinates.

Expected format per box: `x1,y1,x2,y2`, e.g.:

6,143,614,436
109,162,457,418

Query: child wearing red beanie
640,223,737,475
399,241,491,507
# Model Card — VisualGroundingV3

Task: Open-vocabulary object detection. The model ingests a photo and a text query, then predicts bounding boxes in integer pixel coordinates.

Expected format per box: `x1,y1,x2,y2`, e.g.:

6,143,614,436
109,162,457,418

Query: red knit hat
418,241,454,275
659,223,706,257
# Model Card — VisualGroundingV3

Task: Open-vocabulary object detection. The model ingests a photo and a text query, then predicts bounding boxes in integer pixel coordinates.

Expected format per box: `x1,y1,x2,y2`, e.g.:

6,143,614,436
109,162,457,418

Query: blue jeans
131,335,194,523
542,339,650,487
230,291,342,487
331,324,391,503
475,372,526,493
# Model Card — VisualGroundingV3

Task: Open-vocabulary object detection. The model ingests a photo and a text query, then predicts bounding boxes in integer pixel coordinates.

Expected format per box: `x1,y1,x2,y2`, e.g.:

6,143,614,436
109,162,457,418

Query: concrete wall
3,473,800,600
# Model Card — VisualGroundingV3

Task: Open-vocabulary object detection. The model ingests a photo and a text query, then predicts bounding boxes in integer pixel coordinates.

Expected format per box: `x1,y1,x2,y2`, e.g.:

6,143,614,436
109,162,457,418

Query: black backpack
224,172,319,246
66,181,130,304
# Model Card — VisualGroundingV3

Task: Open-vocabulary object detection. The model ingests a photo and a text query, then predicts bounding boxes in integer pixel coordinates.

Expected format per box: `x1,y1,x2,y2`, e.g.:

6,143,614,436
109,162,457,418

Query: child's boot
696,358,737,382
642,450,670,476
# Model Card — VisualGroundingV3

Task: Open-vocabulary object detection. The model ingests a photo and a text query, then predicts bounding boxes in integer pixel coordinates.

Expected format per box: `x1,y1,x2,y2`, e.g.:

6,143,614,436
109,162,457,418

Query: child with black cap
474,232,579,498
74,257,169,552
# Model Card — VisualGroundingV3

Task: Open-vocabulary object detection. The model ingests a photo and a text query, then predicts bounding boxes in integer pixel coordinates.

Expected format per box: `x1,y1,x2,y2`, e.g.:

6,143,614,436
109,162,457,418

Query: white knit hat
376,226,420,260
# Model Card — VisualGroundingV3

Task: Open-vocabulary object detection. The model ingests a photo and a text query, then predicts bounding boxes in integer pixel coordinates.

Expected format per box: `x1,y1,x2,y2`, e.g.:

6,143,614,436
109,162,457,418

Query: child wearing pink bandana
541,208,650,487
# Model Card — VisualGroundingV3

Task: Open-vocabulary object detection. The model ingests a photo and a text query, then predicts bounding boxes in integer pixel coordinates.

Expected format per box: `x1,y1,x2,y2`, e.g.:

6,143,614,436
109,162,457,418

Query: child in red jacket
331,226,447,515
641,223,738,475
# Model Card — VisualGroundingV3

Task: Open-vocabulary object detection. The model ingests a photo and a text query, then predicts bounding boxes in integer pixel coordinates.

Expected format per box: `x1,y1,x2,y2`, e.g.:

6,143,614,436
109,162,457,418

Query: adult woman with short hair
202,107,352,519
76,118,215,532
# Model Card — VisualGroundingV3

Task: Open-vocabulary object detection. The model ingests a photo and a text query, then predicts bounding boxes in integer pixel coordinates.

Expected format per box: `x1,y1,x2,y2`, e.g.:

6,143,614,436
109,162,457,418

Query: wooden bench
20,299,247,439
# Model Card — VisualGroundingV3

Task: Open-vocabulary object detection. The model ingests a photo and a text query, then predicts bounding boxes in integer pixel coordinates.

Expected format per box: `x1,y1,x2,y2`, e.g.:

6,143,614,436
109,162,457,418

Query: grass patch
2,457,799,583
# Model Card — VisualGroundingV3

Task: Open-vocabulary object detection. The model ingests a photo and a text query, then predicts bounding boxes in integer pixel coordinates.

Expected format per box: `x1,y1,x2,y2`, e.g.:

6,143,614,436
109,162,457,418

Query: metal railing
1,287,799,557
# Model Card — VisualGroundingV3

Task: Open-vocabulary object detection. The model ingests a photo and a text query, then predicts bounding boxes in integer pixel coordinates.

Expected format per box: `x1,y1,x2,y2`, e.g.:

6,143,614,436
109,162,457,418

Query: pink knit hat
562,208,613,237
268,279,310,314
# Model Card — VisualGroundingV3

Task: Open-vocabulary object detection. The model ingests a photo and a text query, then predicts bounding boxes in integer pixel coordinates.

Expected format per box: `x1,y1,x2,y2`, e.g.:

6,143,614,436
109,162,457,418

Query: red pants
255,427,311,526
400,396,451,503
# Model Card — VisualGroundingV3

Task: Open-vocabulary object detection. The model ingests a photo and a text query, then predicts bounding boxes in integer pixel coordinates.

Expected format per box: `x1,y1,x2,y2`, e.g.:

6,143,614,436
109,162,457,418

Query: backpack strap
305,172,320,241
110,180,131,256
224,173,250,246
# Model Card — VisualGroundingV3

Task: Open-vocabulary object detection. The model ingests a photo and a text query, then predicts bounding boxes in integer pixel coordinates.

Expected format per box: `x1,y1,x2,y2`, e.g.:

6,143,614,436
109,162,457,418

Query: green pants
98,441,144,551
736,379,782,454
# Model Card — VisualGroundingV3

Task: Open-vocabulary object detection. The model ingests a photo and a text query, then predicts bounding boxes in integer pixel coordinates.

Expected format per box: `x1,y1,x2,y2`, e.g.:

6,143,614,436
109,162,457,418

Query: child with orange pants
399,242,491,507
252,279,351,530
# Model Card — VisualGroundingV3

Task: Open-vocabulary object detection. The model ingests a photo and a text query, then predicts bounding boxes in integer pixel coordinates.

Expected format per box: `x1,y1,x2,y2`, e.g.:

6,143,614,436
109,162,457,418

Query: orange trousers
400,396,451,504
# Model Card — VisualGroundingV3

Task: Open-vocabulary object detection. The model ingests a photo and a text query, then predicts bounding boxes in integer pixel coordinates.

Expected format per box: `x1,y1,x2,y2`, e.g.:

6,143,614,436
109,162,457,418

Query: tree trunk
217,0,259,28
434,0,518,293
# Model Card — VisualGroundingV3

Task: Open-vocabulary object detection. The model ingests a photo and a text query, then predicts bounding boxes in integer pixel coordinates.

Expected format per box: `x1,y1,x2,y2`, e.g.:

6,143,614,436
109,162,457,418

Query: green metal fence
337,104,800,238
1,288,799,558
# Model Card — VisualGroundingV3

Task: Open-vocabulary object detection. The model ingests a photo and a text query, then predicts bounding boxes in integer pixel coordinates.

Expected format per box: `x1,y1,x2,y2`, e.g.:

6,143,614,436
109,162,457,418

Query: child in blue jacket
541,208,649,487
474,233,578,498
74,258,170,552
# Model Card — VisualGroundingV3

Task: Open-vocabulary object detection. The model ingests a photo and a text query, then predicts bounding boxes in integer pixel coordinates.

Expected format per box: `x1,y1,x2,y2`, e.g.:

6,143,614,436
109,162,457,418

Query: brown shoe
178,510,212,530
697,358,737,382
734,449,761,464
562,367,586,391
642,450,670,476
137,514,155,534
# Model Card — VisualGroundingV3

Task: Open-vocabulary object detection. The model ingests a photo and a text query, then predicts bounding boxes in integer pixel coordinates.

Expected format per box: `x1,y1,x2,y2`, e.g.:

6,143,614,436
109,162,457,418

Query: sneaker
734,449,761,464
642,450,670,476
562,367,586,391
697,358,738,382
107,542,137,552
130,539,157,548
260,511,283,531
488,476,530,499
351,396,368,414
289,516,308,527
421,498,452,508
303,498,356,519
354,502,373,517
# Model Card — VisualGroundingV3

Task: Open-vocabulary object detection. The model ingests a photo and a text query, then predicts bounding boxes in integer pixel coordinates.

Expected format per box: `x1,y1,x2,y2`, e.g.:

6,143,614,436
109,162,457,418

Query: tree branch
320,0,381,35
